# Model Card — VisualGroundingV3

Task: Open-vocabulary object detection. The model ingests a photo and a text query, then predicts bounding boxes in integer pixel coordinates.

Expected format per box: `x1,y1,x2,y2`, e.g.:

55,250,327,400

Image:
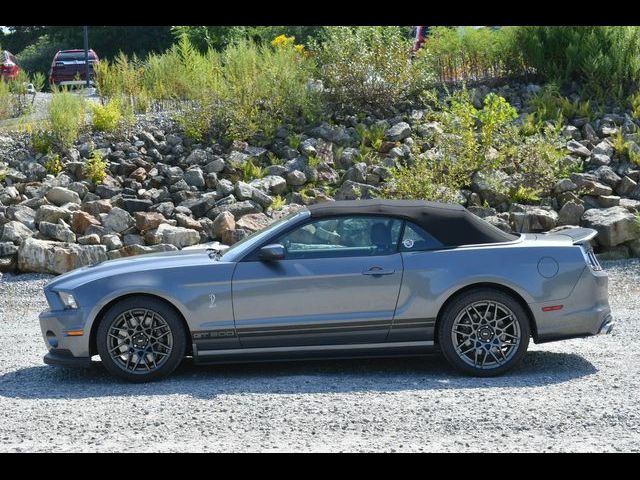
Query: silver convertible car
39,200,613,382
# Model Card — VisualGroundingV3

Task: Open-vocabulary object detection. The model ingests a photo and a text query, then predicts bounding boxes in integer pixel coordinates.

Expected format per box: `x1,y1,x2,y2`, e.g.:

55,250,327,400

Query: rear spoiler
544,227,597,245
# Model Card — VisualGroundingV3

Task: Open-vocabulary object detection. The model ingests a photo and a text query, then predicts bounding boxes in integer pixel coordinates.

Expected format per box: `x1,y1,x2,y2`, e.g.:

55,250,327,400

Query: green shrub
508,185,541,204
91,98,123,132
629,91,640,120
307,155,320,168
270,195,286,210
240,159,265,180
44,154,64,176
48,90,85,150
383,89,565,202
0,80,10,120
288,134,302,150
83,151,109,184
26,124,56,154
0,169,6,183
15,35,60,80
316,26,434,114
514,26,640,99
527,83,593,129
31,72,46,93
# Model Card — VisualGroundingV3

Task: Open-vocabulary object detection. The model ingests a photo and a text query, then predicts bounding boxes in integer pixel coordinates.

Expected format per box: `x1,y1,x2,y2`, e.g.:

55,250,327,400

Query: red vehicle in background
49,49,99,87
1,50,21,81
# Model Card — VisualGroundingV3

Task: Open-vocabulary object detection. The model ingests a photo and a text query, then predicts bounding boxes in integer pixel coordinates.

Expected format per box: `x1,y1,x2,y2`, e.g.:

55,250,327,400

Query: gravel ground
0,261,639,452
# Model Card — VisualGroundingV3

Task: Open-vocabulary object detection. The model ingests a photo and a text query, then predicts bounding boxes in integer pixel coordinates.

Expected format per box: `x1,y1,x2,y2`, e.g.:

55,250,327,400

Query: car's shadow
0,350,597,400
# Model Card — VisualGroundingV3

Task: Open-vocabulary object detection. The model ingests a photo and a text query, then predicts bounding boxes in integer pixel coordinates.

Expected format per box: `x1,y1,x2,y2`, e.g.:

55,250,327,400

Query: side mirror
258,244,285,261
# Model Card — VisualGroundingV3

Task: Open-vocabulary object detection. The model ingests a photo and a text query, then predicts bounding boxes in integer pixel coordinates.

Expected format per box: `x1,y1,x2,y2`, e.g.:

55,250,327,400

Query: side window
400,222,443,251
277,216,402,259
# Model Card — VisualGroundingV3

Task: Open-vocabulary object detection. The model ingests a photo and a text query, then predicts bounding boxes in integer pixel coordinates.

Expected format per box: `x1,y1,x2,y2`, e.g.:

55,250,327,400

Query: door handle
362,267,395,276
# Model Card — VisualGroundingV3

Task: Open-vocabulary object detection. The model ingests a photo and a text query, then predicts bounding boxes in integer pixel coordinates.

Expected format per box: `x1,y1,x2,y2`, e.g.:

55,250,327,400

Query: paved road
0,261,638,452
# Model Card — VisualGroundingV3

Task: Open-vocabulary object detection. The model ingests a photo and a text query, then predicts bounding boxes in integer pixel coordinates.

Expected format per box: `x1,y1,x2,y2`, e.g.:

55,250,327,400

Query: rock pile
2,82,640,273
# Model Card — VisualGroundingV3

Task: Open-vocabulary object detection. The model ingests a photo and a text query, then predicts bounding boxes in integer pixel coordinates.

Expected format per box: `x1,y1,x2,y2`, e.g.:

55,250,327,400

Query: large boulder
236,213,271,233
509,207,558,232
35,205,72,225
0,221,34,245
385,122,411,141
581,206,640,247
45,187,81,206
335,181,380,201
145,224,200,249
39,220,76,243
70,210,101,235
103,207,135,233
557,201,585,226
18,238,108,274
211,211,235,240
135,211,167,232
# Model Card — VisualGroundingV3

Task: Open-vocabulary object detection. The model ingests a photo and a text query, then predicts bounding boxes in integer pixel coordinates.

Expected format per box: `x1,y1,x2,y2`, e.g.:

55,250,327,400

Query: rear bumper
532,266,612,343
598,315,615,335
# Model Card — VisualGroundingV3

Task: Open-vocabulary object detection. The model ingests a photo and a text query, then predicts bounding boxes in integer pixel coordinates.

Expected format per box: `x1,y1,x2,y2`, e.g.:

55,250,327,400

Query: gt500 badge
402,239,414,249
209,293,217,308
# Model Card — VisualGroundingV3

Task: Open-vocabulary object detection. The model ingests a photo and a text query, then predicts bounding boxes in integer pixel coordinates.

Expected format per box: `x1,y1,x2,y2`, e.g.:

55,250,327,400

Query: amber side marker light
63,330,84,337
542,305,563,312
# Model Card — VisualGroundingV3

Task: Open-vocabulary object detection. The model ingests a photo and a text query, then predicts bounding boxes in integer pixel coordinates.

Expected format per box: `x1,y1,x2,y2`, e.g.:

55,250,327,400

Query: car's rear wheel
438,289,530,377
96,297,187,382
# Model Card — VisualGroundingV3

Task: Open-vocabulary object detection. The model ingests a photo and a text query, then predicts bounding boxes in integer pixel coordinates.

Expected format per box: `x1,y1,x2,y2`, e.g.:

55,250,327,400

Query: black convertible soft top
307,200,518,246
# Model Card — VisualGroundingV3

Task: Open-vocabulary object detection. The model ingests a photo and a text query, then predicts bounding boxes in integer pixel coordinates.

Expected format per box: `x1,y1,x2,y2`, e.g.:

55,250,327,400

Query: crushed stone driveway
0,261,639,452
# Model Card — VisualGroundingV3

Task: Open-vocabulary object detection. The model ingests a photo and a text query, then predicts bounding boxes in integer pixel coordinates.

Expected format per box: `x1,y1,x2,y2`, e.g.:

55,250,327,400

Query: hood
46,248,222,291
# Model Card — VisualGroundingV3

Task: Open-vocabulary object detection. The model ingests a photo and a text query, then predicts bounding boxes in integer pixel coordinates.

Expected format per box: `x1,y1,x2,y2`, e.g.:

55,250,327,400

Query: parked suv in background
49,49,99,87
1,50,21,81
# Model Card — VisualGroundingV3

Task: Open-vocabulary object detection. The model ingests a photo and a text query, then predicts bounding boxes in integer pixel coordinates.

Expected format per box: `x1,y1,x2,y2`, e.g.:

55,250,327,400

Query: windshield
220,210,308,262
56,51,97,61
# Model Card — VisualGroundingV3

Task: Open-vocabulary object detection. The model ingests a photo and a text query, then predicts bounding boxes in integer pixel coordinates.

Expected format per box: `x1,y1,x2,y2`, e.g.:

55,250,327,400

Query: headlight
58,291,78,309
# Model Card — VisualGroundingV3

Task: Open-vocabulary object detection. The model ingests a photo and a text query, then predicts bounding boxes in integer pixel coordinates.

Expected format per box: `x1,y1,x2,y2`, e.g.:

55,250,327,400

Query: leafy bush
24,123,56,154
508,185,541,204
270,195,286,210
629,91,640,120
240,159,265,180
15,35,60,80
83,150,108,184
91,98,123,132
527,83,593,128
44,154,64,175
514,26,640,99
316,26,434,114
383,90,565,202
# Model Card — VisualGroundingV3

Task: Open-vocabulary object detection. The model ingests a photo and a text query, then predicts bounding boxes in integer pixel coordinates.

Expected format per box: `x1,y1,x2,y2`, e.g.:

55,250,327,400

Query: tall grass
423,26,527,84
514,26,640,99
95,35,320,142
47,89,86,150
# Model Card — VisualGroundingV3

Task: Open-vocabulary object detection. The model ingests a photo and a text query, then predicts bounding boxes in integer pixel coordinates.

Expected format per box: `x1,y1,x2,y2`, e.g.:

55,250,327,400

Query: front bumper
532,266,612,343
44,349,92,368
39,308,92,364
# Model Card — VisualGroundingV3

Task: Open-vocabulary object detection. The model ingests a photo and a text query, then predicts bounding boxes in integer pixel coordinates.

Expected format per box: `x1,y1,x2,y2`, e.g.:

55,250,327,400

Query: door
232,216,404,348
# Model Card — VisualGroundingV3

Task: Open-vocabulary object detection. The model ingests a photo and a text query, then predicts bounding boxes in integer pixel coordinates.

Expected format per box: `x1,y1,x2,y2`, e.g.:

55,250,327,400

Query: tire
96,296,187,382
438,288,530,377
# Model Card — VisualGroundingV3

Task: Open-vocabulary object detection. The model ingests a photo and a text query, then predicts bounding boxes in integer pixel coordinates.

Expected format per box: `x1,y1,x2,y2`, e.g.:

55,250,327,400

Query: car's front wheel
438,289,530,377
96,297,187,382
